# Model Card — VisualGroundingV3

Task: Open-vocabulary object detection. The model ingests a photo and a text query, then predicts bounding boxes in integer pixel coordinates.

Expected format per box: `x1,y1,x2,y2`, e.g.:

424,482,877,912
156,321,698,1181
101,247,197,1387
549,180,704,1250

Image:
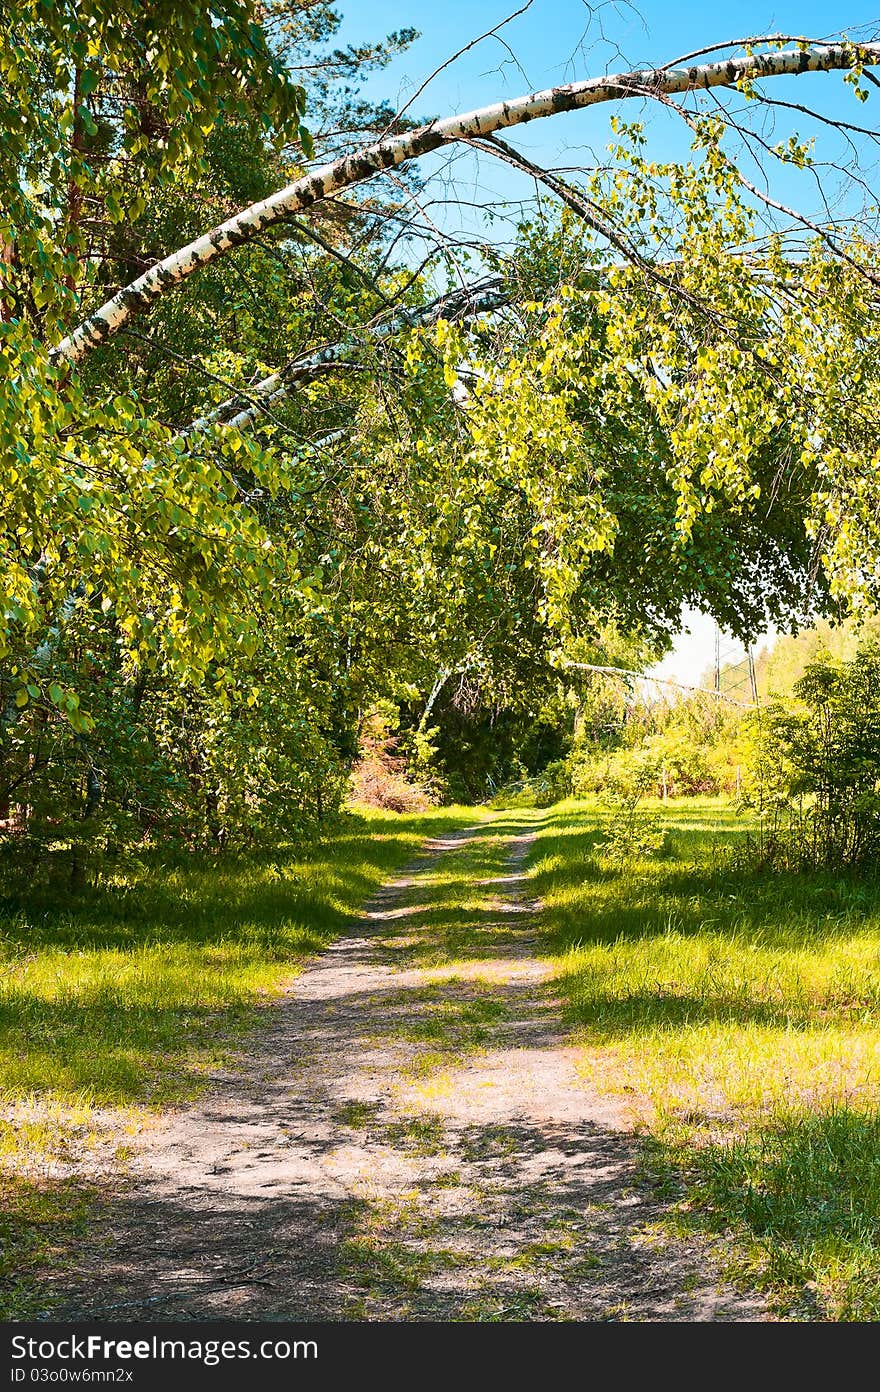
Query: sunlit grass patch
384,1114,448,1156
532,797,880,1318
381,987,508,1051
682,1106,880,1320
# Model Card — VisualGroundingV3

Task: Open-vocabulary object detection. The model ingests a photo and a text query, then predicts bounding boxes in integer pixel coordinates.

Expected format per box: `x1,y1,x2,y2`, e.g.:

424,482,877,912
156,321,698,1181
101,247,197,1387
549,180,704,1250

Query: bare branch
380,1,536,136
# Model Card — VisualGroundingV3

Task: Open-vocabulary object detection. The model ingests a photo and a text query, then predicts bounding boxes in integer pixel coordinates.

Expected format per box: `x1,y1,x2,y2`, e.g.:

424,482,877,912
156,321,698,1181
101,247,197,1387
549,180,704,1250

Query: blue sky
338,1,876,91
333,1,878,239
336,1,877,161
333,3,877,677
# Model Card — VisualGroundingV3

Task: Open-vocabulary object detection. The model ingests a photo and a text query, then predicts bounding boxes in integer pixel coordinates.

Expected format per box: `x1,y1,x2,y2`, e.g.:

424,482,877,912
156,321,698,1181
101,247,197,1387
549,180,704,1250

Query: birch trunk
52,42,879,368
186,277,507,436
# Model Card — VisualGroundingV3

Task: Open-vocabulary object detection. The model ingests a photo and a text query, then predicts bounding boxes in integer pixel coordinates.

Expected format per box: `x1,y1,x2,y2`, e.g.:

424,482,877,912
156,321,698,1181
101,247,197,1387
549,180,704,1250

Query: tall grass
532,797,880,1319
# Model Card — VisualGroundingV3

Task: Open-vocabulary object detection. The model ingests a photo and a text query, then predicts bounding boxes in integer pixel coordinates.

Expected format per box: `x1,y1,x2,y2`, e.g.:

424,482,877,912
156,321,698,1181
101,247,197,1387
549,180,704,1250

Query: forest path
46,811,764,1321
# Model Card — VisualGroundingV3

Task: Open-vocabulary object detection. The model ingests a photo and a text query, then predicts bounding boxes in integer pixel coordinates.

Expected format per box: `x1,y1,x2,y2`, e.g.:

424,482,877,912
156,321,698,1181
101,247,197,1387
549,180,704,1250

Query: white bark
185,277,508,436
52,42,880,368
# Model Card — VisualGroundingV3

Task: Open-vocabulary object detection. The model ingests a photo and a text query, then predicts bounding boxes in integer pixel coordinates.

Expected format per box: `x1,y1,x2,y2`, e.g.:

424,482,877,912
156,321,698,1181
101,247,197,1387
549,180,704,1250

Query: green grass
13,792,878,1320
0,803,486,1313
532,796,880,1319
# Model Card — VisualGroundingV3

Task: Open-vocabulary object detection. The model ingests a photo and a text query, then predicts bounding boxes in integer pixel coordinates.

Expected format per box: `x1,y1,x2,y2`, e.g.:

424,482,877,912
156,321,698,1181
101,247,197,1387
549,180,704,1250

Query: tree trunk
69,765,102,891
51,43,880,368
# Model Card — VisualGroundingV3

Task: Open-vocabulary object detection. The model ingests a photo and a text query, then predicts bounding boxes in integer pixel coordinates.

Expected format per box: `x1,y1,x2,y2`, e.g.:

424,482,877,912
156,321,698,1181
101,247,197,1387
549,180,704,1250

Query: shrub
743,642,880,869
596,756,667,863
349,705,436,813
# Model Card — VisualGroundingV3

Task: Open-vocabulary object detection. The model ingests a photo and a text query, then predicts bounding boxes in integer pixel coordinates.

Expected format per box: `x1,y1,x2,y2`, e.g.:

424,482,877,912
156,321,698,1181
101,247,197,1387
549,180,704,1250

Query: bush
596,756,667,863
742,642,880,869
349,705,436,813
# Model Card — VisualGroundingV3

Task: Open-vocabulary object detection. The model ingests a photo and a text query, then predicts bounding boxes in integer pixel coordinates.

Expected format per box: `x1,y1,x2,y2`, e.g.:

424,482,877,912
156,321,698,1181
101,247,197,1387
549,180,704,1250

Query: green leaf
77,104,98,137
298,123,314,161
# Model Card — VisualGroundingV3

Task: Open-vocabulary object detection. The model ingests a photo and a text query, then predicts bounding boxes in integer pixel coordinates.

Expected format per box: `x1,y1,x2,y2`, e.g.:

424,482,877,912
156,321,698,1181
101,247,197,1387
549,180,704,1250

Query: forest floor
32,811,765,1322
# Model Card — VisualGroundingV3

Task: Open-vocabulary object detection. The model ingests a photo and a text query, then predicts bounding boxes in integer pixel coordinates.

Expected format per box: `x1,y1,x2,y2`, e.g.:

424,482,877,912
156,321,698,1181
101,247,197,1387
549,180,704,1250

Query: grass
0,802,487,1313
531,795,880,1319
12,790,879,1320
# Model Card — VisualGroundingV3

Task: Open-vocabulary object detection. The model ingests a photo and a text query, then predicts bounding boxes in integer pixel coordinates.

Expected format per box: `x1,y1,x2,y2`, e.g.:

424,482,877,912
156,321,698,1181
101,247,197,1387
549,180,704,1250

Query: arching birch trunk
51,42,880,369
186,277,507,436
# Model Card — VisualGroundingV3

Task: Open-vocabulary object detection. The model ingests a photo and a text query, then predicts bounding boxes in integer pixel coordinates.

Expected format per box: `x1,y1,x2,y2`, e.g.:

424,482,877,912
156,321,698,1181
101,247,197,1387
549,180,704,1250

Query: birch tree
48,37,880,366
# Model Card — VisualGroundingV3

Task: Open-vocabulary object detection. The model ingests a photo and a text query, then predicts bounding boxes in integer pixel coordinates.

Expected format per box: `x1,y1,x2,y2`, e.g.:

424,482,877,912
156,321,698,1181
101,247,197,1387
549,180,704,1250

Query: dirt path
45,815,765,1322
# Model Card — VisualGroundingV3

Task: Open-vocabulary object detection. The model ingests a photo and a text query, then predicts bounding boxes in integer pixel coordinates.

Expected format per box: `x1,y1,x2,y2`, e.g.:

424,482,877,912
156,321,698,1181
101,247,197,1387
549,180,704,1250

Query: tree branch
185,276,509,436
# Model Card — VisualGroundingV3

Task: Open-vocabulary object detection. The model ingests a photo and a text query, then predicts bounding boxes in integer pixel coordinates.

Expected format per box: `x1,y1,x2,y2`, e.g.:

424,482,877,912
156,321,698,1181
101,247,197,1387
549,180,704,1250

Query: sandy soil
41,820,766,1322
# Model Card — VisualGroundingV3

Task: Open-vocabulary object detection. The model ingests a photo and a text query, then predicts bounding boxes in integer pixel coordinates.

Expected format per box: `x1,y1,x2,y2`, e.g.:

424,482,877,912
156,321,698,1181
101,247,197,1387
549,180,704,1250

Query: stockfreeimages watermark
10,1334,317,1375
